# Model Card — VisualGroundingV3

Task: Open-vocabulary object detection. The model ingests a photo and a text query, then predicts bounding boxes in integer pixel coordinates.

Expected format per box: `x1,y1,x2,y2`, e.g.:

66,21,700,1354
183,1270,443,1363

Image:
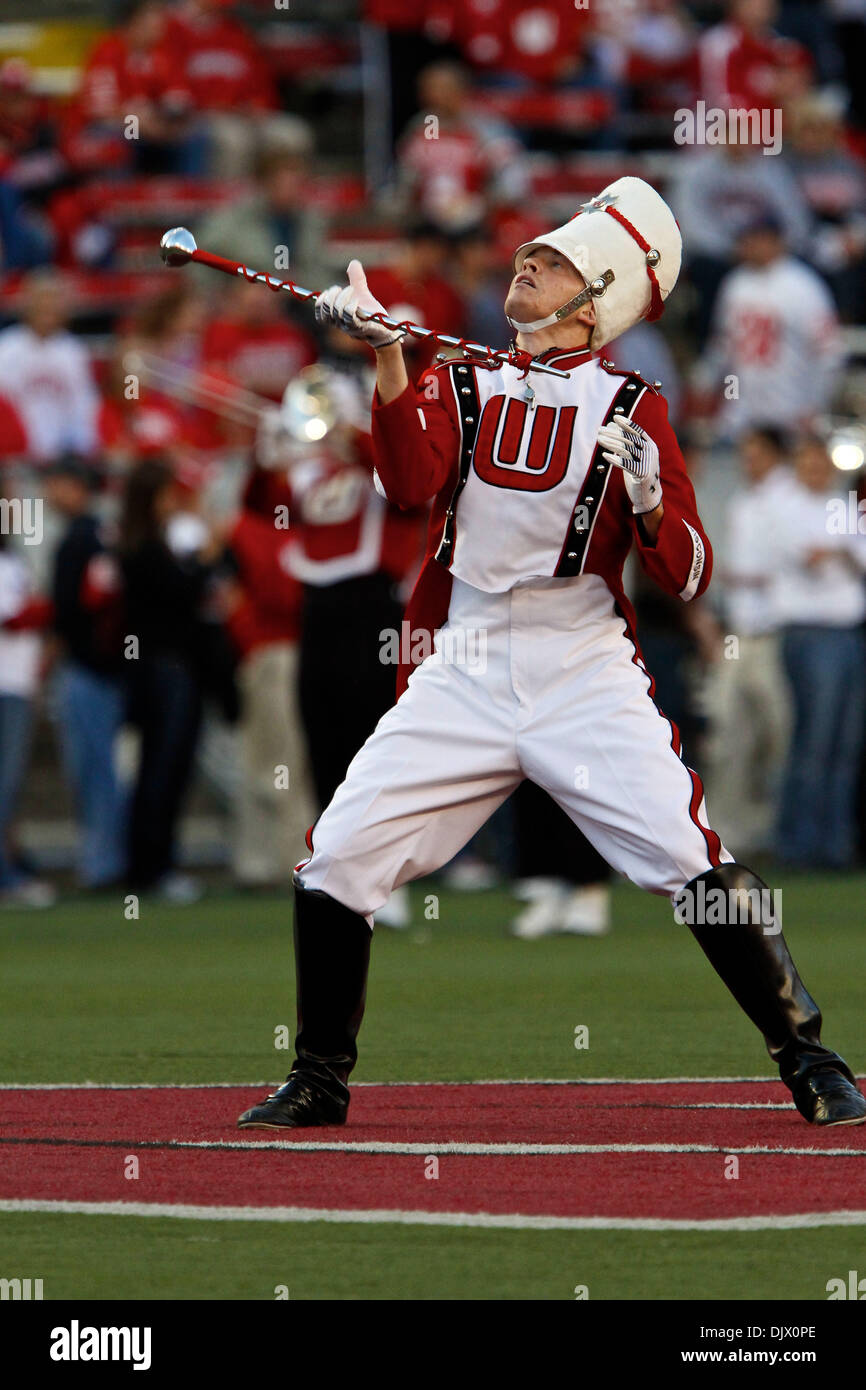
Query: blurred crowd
3,0,866,921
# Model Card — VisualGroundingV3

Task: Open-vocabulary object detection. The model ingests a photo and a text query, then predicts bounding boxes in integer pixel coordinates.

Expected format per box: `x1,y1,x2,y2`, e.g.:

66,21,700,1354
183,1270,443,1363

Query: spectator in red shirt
594,0,698,124
102,287,215,465
698,0,811,112
422,0,591,86
0,58,63,192
364,221,467,374
202,278,317,402
0,61,62,270
162,0,305,178
397,61,527,232
70,0,208,176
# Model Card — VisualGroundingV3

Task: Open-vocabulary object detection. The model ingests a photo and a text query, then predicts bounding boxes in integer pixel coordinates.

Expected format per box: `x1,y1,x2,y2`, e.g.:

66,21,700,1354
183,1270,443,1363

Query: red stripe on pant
616,600,722,869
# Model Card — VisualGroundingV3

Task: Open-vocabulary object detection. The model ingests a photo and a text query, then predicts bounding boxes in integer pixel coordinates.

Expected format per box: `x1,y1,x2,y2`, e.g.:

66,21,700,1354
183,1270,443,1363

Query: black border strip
555,376,646,577
434,361,481,568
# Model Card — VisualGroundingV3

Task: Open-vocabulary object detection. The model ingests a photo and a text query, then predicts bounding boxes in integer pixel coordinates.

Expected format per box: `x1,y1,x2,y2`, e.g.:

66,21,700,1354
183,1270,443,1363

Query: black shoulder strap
434,360,481,569
555,374,647,578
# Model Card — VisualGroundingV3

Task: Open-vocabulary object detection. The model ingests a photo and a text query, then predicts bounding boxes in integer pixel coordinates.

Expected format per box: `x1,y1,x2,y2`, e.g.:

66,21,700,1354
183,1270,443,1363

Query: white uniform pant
297,574,732,917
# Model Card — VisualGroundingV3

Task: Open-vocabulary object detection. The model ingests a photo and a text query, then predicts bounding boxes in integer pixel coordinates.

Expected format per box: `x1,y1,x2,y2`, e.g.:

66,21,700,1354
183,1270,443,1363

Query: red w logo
472,397,577,492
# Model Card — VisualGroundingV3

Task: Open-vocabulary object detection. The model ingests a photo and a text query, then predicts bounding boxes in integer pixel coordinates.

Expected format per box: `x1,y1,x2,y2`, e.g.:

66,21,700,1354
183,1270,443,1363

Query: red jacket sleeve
630,390,712,602
370,367,460,509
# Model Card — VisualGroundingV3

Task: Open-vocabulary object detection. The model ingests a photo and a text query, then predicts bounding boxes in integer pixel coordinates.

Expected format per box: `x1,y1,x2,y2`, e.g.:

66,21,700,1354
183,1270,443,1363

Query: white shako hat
508,175,682,347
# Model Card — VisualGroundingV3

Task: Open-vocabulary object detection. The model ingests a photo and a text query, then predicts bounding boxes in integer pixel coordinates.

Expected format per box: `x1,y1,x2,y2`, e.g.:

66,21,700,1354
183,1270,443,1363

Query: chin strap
506,268,615,334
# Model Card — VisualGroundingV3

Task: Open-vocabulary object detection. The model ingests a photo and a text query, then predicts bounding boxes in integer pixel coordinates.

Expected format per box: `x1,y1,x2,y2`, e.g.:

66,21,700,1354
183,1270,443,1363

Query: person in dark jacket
118,456,222,900
46,455,127,888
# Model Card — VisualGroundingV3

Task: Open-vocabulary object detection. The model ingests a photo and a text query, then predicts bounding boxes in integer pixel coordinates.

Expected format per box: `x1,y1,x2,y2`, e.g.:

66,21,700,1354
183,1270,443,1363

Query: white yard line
5,1138,864,1156
2,1198,865,1232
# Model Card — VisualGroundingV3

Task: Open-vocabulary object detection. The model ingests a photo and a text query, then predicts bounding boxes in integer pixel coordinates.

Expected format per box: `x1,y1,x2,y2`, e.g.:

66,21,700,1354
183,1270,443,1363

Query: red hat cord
603,205,665,322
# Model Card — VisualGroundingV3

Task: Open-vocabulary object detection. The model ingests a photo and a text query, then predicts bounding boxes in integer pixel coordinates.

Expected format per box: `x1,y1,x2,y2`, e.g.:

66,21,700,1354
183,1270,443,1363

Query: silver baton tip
160,227,197,266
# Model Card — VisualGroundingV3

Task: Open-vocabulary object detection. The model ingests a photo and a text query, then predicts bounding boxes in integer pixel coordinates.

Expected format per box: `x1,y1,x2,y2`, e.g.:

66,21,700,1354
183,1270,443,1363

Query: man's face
418,67,464,119
265,161,305,212
25,280,68,337
404,234,446,279
45,474,89,516
732,0,777,32
127,2,165,50
741,433,778,482
795,441,833,492
504,246,590,328
737,228,783,268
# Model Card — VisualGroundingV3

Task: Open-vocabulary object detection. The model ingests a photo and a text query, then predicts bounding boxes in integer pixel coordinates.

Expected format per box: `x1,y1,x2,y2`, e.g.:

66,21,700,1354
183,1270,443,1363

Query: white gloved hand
314,259,405,351
597,416,663,515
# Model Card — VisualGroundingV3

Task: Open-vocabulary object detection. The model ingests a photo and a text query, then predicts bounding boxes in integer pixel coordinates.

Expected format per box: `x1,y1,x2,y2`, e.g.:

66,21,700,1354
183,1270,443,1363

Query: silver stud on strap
646,248,661,267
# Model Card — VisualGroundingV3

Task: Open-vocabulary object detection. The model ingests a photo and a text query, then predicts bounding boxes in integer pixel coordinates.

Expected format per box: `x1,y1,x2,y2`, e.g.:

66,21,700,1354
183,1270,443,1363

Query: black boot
680,864,866,1127
238,881,372,1129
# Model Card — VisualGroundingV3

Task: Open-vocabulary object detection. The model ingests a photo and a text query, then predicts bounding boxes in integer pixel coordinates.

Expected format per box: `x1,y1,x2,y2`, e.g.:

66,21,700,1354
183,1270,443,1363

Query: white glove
597,416,663,515
314,259,405,350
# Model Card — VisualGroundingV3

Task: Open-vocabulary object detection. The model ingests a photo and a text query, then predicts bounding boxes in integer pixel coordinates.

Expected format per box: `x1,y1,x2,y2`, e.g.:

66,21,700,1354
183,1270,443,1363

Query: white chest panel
446,357,631,592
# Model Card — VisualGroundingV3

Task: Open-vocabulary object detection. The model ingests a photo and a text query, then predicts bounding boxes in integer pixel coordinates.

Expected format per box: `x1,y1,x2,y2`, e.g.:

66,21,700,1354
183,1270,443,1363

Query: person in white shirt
671,144,813,339
704,425,793,855
0,533,55,906
770,436,866,867
0,271,99,462
694,217,843,439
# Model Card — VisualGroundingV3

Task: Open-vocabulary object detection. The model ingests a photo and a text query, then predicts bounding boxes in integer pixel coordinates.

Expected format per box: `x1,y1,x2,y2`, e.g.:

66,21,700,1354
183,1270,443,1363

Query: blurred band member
245,366,426,925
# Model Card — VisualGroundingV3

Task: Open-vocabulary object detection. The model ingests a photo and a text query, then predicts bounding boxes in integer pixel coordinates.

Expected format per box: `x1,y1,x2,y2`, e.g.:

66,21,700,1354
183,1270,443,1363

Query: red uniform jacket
370,352,712,697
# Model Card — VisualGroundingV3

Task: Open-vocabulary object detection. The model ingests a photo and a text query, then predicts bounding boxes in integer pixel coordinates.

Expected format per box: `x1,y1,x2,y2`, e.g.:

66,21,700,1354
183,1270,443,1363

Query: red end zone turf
1,1082,864,1223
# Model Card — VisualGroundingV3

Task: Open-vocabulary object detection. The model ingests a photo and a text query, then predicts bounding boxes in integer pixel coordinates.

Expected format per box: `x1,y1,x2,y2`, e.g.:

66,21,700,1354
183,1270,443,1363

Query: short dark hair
45,452,103,491
744,423,787,456
120,0,162,25
403,219,449,245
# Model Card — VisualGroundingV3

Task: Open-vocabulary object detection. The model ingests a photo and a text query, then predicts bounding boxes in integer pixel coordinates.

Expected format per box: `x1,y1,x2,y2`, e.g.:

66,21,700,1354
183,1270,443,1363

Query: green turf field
2,875,865,1300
